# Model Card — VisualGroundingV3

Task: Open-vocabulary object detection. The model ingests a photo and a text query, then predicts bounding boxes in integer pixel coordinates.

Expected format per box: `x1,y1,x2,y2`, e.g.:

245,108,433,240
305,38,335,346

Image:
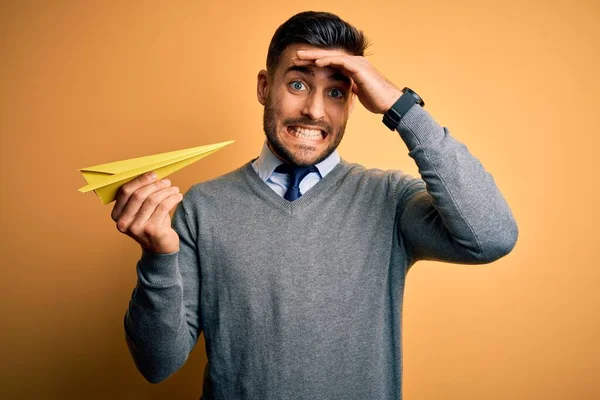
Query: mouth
286,125,327,142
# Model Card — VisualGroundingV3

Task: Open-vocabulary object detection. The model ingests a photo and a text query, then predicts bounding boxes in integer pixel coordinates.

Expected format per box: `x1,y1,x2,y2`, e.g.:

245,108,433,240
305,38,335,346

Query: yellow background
1,1,598,399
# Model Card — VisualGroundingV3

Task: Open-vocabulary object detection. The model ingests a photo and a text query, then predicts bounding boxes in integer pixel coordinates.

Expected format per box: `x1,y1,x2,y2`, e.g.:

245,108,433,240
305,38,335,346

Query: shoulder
183,161,253,203
339,159,426,203
340,159,419,186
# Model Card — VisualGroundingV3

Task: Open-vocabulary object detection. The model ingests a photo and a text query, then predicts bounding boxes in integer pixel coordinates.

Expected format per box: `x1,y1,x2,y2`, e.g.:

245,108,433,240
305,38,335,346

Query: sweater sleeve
123,196,202,383
394,104,518,266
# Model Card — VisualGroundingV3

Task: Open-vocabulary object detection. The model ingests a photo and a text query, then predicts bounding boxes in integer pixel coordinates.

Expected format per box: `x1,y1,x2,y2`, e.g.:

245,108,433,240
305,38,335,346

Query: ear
347,80,357,117
348,92,356,117
257,69,269,106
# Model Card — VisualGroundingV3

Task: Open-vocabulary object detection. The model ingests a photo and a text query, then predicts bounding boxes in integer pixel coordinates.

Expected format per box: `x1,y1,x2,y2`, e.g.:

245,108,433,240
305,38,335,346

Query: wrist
143,243,180,255
382,87,425,131
381,88,403,114
138,248,180,286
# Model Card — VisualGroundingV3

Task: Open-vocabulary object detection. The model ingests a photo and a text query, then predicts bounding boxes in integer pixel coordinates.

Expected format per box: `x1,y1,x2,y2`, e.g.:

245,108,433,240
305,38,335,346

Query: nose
301,91,325,121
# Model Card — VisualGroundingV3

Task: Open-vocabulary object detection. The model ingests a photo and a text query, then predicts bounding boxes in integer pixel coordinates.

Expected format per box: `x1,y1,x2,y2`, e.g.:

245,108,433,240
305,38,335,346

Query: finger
291,58,315,67
147,192,183,228
116,178,172,232
133,185,181,226
296,49,347,60
112,171,158,221
161,193,184,226
313,55,361,76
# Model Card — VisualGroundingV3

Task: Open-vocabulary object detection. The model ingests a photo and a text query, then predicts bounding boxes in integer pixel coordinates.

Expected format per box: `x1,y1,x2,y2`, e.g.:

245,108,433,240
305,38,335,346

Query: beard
262,93,347,167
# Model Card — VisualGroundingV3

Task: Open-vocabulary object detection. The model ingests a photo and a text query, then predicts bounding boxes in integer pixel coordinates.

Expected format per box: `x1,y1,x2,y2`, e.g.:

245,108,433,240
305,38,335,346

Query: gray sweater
124,105,518,400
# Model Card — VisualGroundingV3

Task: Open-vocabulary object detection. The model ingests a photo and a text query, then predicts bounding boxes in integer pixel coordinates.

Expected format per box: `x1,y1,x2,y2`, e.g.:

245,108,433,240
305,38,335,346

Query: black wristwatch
382,87,425,131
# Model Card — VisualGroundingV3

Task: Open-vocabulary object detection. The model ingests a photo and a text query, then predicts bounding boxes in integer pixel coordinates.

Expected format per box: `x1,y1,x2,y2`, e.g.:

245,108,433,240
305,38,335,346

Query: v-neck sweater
124,105,519,400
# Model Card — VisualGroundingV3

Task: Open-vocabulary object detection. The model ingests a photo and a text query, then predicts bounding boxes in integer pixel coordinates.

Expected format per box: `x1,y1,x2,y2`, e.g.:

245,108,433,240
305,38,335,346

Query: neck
266,141,288,164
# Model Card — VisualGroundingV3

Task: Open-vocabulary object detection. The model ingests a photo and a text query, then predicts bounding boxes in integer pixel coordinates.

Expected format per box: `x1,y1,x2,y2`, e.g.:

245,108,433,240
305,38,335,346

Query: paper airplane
78,140,234,205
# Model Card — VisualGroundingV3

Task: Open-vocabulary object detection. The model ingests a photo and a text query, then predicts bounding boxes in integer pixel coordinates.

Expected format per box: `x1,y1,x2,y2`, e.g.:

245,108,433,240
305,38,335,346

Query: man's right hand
111,171,183,254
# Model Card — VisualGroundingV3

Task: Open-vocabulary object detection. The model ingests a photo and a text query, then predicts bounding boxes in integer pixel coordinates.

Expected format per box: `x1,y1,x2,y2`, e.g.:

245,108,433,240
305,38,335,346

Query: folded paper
78,140,234,204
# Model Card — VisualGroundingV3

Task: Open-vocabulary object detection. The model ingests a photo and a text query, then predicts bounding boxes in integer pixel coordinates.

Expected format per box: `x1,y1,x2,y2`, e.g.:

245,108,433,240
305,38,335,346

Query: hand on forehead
286,46,357,92
287,46,349,69
281,43,402,114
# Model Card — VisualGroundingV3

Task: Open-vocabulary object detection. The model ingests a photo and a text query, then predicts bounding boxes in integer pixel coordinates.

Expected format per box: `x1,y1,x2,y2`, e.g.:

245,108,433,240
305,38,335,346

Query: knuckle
129,221,143,235
143,224,157,237
131,190,145,203
116,219,128,233
145,195,158,207
119,184,133,198
158,202,171,213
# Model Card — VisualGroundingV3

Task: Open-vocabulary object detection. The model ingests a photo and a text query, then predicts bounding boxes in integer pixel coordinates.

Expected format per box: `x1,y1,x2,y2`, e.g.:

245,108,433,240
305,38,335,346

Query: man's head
257,11,370,166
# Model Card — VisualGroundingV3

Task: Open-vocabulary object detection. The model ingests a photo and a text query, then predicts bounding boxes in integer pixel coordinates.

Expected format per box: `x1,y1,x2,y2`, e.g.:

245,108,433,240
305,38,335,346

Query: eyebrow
284,65,351,85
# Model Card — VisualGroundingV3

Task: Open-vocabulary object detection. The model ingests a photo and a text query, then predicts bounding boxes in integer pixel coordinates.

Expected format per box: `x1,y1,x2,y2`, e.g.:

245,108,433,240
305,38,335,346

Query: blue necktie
274,164,319,201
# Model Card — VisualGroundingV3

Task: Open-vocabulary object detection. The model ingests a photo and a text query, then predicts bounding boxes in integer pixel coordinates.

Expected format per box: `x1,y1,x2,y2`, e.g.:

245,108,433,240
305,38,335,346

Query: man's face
257,44,355,167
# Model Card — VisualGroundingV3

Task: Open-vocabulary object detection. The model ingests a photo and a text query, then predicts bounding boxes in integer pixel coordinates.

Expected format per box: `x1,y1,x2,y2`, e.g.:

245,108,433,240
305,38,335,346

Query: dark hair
266,11,370,77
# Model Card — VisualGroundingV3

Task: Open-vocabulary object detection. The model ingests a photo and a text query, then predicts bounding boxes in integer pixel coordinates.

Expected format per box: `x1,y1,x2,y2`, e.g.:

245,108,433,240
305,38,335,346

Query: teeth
289,126,323,139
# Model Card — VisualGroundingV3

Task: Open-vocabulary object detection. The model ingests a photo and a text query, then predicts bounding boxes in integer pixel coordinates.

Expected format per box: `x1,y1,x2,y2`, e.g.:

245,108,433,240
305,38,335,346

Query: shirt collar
253,140,340,182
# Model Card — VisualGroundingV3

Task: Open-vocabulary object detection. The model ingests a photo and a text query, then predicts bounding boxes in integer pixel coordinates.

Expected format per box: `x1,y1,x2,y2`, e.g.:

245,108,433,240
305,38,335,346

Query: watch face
403,87,424,107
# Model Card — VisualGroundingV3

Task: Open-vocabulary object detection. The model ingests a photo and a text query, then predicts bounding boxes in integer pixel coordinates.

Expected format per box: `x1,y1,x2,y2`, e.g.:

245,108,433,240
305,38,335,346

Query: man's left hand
295,49,402,115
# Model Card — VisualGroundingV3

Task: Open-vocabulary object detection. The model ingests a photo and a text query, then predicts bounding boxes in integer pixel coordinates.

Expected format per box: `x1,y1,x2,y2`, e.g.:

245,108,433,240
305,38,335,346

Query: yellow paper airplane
78,140,234,205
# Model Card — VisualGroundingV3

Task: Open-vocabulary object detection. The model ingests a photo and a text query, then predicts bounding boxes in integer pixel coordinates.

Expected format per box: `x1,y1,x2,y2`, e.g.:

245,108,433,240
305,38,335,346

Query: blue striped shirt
251,140,340,198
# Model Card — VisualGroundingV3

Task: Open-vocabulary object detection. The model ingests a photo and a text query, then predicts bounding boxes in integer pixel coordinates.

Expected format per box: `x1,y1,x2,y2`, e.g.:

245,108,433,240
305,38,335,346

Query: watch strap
382,87,424,131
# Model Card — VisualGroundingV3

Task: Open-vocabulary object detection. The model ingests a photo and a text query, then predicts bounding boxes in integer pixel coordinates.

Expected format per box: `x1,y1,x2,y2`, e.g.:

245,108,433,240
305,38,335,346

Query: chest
197,196,399,296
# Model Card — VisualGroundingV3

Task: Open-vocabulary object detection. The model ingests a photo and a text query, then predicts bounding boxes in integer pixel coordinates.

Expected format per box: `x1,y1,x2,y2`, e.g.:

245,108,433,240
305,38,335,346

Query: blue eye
329,89,344,99
289,80,345,99
290,81,306,91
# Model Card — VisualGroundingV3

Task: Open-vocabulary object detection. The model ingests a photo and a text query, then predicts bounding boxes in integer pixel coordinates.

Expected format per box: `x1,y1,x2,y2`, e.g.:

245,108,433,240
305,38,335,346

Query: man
115,11,518,400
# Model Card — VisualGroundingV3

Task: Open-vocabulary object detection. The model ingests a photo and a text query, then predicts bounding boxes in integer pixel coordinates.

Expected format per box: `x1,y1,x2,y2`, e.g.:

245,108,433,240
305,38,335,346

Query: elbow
126,335,183,384
496,215,519,257
477,217,519,263
141,369,172,385
137,367,168,384
124,325,185,384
